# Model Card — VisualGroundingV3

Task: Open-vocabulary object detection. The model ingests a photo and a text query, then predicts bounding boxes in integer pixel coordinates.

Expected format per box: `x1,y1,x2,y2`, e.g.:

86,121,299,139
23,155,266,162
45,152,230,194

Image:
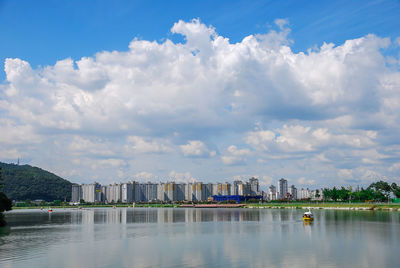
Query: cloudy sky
1,0,400,189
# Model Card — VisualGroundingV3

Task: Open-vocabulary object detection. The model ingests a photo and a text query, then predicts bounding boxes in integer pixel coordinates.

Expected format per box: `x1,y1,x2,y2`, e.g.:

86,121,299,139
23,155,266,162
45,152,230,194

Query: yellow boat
303,209,314,222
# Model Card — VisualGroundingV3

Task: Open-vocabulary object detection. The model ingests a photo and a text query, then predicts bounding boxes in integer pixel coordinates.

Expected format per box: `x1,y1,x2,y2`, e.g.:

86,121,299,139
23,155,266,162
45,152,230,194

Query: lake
1,208,399,268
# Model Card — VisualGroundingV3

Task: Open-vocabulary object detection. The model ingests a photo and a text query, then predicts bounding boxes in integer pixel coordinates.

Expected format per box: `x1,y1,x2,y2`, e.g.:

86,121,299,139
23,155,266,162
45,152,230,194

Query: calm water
1,208,399,268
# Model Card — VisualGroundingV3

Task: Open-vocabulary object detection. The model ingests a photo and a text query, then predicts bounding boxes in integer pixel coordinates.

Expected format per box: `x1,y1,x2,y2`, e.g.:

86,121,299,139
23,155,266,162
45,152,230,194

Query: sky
1,0,400,189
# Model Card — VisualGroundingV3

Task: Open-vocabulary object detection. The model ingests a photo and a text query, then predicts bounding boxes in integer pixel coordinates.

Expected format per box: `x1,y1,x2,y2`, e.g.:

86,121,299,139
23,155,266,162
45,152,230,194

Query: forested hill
0,162,72,201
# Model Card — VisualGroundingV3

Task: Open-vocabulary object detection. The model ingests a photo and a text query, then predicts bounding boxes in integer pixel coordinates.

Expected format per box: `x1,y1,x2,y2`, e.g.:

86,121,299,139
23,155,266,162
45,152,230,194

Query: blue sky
2,0,399,80
1,0,400,189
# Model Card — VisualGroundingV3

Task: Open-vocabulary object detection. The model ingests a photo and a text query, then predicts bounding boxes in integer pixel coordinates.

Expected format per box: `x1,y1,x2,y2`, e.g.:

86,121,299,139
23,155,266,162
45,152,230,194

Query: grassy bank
11,202,400,211
244,202,400,210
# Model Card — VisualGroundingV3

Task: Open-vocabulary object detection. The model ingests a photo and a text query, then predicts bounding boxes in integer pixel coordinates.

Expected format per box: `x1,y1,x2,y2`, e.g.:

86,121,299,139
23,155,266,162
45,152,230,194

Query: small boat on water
303,209,313,222
48,208,53,213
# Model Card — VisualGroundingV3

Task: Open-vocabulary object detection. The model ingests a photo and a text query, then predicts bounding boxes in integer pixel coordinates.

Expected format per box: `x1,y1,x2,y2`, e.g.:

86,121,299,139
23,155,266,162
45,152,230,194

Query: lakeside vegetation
0,167,12,227
321,180,400,203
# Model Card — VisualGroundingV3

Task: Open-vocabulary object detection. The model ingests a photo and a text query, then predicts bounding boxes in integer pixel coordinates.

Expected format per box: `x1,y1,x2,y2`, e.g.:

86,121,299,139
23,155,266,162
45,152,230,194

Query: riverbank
244,203,400,211
11,202,400,211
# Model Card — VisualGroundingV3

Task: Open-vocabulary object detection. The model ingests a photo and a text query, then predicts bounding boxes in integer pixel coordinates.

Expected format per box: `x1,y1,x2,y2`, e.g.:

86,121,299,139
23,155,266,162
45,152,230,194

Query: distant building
278,178,288,199
299,188,310,200
71,184,82,202
121,183,134,203
106,183,122,203
232,180,244,196
249,177,260,196
144,182,159,202
81,182,102,203
268,185,277,200
288,185,297,200
175,183,186,201
203,183,214,200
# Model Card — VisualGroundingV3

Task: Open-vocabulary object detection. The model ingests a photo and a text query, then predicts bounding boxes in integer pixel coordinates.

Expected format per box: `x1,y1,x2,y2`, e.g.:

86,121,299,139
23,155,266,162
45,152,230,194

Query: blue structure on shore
212,195,263,203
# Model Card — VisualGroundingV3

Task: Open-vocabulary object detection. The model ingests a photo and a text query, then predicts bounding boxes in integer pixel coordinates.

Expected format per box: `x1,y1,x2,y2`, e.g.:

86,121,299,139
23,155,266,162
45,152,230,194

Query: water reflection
68,208,264,224
1,208,399,268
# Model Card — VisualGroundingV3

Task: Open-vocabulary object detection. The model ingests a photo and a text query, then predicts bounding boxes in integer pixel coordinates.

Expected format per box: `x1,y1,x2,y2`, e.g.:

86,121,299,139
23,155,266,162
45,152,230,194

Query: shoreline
10,203,400,211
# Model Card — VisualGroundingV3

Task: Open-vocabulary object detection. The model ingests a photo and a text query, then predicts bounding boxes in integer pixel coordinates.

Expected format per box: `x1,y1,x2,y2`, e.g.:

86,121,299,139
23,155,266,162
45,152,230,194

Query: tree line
323,180,400,202
0,167,12,227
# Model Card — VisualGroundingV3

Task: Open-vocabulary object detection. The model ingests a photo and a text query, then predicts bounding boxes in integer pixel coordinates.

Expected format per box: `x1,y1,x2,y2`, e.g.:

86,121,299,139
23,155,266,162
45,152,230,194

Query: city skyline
71,177,322,203
1,1,400,188
71,177,323,203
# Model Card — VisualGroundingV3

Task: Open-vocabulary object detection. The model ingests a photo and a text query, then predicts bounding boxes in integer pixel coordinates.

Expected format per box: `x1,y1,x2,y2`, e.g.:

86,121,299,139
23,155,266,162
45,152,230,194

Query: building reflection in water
71,207,264,225
69,207,319,229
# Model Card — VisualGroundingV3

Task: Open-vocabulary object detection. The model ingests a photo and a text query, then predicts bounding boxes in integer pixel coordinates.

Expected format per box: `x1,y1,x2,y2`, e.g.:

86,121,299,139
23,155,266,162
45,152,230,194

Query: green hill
0,162,72,201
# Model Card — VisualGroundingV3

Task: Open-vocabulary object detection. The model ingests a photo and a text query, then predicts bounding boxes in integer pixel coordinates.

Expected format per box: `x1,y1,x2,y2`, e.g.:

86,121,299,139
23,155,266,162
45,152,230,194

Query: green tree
368,181,391,202
315,189,320,199
331,187,339,201
1,167,13,227
323,188,331,201
338,187,350,201
391,183,400,198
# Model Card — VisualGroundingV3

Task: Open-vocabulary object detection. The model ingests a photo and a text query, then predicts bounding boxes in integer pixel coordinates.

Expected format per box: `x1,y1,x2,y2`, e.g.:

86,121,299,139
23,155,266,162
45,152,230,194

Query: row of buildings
268,178,324,201
72,178,262,203
72,177,323,203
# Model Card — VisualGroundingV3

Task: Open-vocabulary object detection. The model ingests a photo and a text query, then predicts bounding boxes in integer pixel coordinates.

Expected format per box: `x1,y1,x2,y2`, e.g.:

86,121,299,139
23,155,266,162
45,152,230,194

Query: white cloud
245,130,275,151
245,125,377,154
97,158,127,168
133,171,154,181
68,136,115,156
1,19,400,186
180,140,215,157
0,119,42,145
169,170,197,183
125,136,172,154
221,145,252,165
0,148,21,159
259,175,273,186
298,177,316,185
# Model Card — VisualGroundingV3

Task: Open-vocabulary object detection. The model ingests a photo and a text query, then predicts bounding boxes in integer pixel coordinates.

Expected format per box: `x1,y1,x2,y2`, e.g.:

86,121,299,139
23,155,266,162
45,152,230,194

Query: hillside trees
0,162,72,201
0,167,12,227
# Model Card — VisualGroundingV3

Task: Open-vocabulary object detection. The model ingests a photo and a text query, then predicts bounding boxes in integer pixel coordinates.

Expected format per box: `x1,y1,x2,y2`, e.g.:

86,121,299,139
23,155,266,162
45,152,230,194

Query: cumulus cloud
68,136,115,156
180,140,215,157
245,125,377,154
125,136,172,154
1,18,400,186
133,171,155,181
3,19,396,139
221,145,252,165
297,177,316,185
169,170,197,183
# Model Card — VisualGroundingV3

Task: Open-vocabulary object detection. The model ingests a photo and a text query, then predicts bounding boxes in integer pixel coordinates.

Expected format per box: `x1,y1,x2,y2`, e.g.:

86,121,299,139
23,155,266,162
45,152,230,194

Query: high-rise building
71,184,82,202
161,182,176,202
193,182,203,201
299,188,310,200
175,183,186,201
249,177,259,196
203,183,214,200
143,182,158,202
81,182,102,203
106,183,122,203
121,183,134,203
288,185,297,200
278,178,288,199
221,182,231,196
213,183,221,196
268,185,277,200
233,180,244,195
